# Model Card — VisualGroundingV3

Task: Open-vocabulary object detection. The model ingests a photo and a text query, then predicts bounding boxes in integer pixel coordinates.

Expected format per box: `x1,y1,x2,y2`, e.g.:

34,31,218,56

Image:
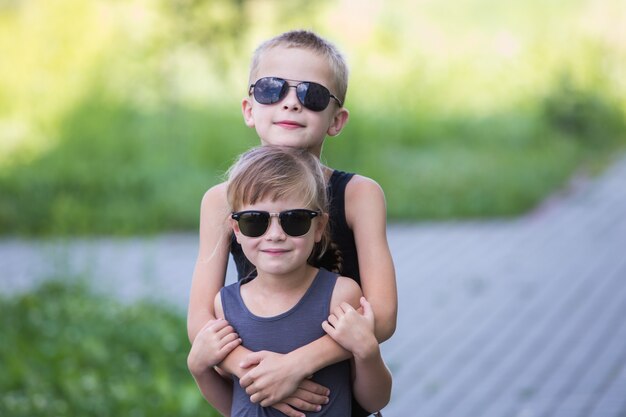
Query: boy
187,30,397,417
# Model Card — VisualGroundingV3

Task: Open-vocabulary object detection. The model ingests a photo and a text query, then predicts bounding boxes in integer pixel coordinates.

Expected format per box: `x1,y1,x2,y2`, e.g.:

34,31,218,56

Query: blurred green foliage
0,280,216,417
0,0,625,234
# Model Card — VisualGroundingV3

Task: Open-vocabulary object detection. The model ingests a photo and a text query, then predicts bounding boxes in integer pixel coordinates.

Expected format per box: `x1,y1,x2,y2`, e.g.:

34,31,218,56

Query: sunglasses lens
253,77,288,105
237,212,269,237
297,82,331,112
279,210,314,236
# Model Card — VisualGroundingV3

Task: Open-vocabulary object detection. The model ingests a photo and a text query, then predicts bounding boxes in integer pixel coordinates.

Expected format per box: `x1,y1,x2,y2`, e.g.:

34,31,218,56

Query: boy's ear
242,97,255,128
327,107,349,137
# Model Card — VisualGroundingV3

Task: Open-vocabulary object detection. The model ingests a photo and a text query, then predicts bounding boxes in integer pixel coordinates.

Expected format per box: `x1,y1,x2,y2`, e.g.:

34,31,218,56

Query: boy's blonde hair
248,30,349,104
226,145,331,261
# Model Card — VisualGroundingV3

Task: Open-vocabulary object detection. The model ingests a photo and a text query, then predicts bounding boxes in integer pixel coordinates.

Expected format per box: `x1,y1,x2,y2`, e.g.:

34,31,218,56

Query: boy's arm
187,183,231,342
346,175,398,342
239,334,351,406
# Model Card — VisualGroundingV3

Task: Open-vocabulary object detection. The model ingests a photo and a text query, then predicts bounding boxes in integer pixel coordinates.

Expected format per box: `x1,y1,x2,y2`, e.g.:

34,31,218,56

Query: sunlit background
1,0,626,415
1,0,624,235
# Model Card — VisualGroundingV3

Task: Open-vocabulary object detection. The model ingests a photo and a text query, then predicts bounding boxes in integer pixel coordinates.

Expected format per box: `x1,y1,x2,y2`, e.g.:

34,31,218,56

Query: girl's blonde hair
226,145,331,263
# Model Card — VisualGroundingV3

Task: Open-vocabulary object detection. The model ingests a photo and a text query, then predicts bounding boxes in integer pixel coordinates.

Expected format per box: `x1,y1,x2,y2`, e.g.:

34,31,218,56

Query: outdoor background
1,0,625,416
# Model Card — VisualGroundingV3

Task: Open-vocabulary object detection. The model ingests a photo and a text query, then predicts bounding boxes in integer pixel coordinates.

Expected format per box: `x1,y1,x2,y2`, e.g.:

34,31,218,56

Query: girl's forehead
240,195,310,211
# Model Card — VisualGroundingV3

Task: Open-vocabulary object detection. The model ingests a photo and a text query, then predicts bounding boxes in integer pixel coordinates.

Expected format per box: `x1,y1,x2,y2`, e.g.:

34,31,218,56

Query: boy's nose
282,84,302,111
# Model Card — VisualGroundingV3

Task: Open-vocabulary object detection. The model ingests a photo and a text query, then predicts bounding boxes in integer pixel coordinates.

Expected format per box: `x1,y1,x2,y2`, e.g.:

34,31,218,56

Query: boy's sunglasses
232,209,321,238
249,77,343,112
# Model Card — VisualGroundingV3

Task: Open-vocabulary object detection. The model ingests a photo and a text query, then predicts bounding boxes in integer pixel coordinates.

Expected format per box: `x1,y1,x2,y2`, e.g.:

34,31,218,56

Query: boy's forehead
253,46,335,86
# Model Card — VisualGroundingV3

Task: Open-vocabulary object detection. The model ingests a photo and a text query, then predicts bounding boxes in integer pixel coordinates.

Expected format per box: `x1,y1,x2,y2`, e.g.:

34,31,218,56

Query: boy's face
242,47,349,157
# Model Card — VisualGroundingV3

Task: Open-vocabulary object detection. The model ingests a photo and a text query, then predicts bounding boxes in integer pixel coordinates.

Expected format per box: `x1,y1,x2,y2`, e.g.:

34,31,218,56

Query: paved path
2,155,626,417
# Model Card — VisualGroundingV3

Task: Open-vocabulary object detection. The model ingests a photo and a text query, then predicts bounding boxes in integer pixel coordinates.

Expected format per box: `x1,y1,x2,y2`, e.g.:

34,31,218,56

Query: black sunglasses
249,77,343,112
231,209,321,238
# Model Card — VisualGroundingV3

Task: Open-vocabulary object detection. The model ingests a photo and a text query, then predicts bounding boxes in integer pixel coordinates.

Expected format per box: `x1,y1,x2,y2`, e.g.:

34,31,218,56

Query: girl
188,146,391,416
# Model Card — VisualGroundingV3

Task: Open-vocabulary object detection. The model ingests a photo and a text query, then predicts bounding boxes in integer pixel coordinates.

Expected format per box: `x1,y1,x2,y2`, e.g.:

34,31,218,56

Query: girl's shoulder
330,275,363,310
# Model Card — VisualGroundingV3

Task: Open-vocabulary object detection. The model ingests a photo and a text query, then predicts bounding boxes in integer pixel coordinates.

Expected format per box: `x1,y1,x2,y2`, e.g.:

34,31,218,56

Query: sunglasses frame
249,77,343,112
231,209,321,238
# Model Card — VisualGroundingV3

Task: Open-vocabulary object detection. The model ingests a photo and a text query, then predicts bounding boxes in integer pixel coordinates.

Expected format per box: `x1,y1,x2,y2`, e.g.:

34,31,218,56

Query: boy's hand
322,297,379,360
271,379,331,417
239,351,321,406
187,318,241,375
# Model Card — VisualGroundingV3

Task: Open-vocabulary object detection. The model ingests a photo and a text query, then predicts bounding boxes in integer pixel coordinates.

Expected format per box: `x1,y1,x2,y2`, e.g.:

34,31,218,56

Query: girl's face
241,46,349,158
231,196,327,278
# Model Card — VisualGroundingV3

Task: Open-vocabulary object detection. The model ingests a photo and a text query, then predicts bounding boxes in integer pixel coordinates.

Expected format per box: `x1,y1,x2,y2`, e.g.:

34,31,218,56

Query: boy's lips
275,120,305,129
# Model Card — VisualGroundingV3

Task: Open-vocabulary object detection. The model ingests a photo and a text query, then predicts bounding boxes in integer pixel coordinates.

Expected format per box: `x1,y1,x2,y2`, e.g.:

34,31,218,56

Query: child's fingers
298,379,331,397
218,332,241,348
360,297,374,319
326,313,339,328
220,335,242,353
321,320,336,337
239,350,266,370
339,301,356,313
271,403,306,417
215,323,237,339
203,318,230,335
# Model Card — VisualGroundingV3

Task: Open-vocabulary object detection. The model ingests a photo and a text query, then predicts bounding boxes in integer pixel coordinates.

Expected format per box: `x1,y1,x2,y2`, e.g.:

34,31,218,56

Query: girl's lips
262,249,289,255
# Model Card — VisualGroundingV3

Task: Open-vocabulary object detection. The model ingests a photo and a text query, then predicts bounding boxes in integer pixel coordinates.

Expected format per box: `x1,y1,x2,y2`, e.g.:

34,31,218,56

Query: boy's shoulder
344,173,385,202
201,181,228,206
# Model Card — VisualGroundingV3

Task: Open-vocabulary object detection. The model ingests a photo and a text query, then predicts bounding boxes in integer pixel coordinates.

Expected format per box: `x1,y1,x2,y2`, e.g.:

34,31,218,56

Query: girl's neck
254,263,317,293
241,264,319,317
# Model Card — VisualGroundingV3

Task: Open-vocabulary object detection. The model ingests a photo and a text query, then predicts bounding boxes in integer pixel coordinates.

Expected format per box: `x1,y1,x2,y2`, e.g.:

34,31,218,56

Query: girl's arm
323,296,392,413
345,175,398,342
188,361,234,417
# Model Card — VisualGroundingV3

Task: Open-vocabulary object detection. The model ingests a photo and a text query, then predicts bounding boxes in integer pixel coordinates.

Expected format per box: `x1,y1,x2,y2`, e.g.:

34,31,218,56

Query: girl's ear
230,218,242,243
242,97,255,128
327,108,349,137
314,213,329,243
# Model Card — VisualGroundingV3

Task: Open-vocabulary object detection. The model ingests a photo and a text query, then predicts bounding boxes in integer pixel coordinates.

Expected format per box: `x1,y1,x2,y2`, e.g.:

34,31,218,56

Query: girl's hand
322,297,379,360
239,351,318,406
187,318,241,375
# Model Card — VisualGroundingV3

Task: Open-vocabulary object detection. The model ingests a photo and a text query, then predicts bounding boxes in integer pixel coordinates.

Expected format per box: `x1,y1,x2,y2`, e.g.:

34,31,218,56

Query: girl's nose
265,217,286,240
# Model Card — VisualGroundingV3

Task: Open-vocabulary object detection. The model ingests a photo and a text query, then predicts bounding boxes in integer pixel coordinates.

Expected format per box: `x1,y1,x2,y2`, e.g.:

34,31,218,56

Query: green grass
0,279,217,417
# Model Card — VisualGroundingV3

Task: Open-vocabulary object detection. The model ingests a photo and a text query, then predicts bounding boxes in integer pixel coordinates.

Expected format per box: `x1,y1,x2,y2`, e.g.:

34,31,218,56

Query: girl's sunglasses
231,209,321,238
249,77,343,112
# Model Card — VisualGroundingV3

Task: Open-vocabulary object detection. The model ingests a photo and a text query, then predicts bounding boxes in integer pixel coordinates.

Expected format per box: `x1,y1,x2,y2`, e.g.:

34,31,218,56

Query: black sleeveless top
230,170,361,285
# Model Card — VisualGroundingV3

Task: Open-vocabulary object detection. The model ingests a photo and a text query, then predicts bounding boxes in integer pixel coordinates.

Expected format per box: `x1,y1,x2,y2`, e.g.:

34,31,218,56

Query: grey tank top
221,268,352,417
